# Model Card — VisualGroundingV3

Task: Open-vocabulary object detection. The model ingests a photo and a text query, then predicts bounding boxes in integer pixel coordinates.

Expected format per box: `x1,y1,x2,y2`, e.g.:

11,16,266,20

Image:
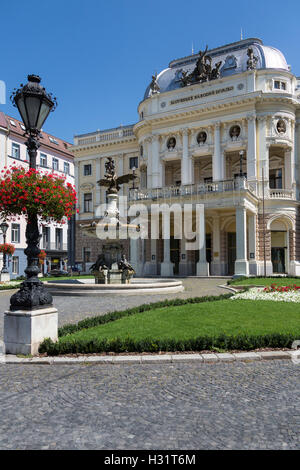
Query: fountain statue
80,157,138,284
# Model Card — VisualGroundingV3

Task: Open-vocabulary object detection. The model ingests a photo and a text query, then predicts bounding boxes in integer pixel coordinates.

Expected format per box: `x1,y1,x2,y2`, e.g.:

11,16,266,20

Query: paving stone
216,353,235,362
201,353,219,362
233,352,261,361
112,356,142,364
0,360,299,450
171,354,203,362
140,355,173,363
259,351,291,360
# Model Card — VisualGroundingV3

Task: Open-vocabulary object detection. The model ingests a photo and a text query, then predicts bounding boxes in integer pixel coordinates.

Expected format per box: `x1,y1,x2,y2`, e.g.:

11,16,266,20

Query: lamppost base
10,280,53,311
4,307,58,355
0,272,10,282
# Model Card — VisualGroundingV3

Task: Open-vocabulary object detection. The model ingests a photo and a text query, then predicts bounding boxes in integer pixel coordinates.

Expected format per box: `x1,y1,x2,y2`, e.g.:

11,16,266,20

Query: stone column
234,206,249,276
213,122,222,181
130,237,139,275
257,116,269,196
146,137,153,189
161,210,174,277
248,213,258,275
247,114,257,184
196,204,209,276
151,135,160,188
284,147,294,190
181,129,193,185
95,158,101,205
210,215,222,275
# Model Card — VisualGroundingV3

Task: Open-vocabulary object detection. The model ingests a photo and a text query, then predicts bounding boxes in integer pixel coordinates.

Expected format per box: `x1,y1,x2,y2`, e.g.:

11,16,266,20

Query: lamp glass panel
25,96,42,129
16,97,29,129
36,101,52,130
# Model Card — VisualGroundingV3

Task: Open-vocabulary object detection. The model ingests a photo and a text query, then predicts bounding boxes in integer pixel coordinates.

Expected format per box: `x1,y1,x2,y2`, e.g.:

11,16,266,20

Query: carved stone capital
247,114,256,122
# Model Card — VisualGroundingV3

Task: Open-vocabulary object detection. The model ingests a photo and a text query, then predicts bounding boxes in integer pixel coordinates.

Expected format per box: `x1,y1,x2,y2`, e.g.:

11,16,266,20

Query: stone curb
2,350,295,365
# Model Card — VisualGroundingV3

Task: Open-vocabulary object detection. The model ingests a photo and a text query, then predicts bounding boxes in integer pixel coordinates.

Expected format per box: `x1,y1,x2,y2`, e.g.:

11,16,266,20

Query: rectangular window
269,168,282,189
52,158,59,171
83,247,91,263
42,226,50,249
129,157,138,169
40,153,47,167
64,162,70,174
55,228,63,250
12,143,20,159
84,193,92,212
84,164,92,176
274,81,280,89
12,256,19,274
11,224,20,243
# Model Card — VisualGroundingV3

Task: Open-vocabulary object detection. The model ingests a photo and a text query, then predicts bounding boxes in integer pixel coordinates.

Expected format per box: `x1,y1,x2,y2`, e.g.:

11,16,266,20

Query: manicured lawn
229,277,300,287
58,299,300,345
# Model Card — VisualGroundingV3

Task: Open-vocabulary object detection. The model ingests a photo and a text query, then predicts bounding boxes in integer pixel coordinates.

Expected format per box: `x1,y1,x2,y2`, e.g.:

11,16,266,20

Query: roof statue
97,157,136,194
246,47,258,70
180,46,222,86
149,73,160,95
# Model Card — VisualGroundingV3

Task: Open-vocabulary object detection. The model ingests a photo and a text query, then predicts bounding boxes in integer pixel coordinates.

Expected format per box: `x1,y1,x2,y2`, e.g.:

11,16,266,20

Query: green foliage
39,332,299,356
228,276,300,286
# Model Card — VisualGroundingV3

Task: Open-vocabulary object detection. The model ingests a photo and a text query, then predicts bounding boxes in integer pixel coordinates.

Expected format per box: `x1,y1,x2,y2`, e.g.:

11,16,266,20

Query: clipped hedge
39,332,298,356
57,292,234,337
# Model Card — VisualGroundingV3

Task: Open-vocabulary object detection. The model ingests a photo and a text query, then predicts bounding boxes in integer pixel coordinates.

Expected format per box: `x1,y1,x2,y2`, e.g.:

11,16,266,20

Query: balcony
129,177,254,201
268,188,296,199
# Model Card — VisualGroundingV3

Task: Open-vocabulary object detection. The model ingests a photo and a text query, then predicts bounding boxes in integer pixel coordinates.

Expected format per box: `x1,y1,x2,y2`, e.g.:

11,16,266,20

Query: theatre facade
72,37,300,277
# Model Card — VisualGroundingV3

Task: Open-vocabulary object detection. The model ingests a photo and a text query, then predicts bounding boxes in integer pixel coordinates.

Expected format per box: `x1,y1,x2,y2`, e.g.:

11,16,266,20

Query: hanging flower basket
0,243,15,256
38,249,47,265
0,165,78,223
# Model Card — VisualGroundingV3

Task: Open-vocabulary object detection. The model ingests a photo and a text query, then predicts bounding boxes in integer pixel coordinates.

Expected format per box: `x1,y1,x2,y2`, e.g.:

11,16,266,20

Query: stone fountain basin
44,278,184,296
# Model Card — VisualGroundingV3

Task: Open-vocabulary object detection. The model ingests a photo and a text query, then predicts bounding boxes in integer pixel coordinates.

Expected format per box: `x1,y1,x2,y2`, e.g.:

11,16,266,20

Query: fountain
44,158,184,295
81,157,137,284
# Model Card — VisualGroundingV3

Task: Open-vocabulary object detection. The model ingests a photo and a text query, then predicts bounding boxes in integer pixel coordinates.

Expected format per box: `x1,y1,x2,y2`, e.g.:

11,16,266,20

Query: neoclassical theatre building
73,37,300,277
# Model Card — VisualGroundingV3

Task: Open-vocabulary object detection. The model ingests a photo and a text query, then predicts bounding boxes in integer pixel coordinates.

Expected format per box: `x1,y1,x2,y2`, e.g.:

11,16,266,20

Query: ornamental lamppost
0,221,9,274
10,75,57,311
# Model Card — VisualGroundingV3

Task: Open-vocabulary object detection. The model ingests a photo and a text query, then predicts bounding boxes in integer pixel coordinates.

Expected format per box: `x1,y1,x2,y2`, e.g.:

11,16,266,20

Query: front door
227,233,236,275
271,247,286,273
170,237,180,275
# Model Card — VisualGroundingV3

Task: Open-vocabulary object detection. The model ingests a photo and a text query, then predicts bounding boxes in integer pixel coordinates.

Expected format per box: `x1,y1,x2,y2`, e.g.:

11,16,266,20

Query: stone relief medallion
237,83,244,90
276,119,286,134
197,131,207,144
160,101,166,108
167,137,176,149
229,125,241,139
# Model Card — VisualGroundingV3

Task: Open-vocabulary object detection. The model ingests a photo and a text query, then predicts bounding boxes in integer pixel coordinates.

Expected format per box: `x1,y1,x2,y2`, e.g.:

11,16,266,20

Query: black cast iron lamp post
10,75,57,310
0,221,9,273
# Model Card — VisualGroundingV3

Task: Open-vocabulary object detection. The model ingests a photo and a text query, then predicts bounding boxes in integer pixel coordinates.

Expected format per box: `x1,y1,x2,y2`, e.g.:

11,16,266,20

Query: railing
269,188,296,199
129,177,251,201
77,128,134,146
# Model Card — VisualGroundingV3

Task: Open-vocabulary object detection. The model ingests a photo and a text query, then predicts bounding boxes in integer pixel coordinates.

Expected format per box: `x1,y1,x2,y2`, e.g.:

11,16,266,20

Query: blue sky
0,0,299,142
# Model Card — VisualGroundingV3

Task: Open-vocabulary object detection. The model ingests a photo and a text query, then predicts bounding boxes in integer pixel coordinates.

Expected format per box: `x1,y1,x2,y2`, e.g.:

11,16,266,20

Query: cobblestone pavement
0,278,228,340
0,360,299,450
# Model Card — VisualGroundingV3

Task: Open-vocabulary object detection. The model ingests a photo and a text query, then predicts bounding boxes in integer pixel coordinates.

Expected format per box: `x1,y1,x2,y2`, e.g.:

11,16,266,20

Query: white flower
230,287,300,302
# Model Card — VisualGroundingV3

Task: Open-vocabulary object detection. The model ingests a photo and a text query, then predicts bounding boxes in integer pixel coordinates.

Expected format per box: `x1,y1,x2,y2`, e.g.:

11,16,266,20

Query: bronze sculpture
180,46,223,87
98,157,136,194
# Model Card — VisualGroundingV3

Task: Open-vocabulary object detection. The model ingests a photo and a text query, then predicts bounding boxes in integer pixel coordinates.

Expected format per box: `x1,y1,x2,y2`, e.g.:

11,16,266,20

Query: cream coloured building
72,37,300,277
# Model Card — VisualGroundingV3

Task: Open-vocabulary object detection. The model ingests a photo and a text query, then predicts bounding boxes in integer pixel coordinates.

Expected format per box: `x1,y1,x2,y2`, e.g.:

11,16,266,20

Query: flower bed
231,286,300,302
